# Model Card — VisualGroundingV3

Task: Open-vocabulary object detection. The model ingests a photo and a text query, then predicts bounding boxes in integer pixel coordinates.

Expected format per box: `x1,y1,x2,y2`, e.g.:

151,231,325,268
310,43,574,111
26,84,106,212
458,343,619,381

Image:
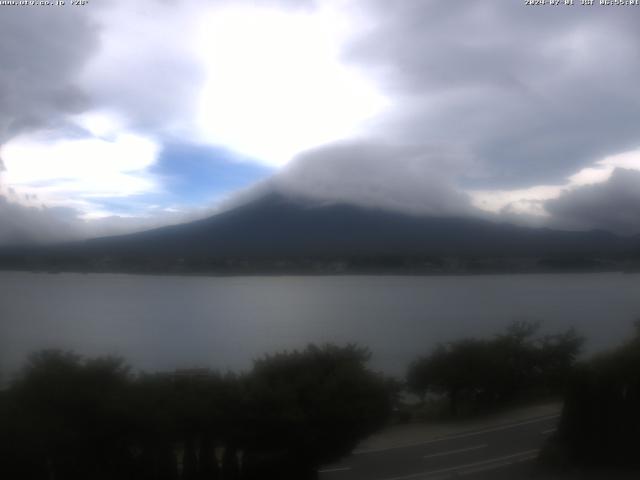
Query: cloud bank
345,2,640,187
272,140,475,217
0,7,96,143
546,169,640,235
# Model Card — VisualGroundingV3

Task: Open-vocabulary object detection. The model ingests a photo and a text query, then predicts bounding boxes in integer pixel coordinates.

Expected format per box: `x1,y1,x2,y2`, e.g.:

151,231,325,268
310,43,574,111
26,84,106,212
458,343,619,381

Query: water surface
1,271,638,378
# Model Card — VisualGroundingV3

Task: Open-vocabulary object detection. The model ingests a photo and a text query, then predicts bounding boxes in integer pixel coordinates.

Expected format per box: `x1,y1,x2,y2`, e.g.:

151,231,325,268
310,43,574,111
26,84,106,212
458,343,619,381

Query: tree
551,321,640,468
1,344,393,479
242,344,393,479
6,350,133,480
407,321,583,416
536,327,584,393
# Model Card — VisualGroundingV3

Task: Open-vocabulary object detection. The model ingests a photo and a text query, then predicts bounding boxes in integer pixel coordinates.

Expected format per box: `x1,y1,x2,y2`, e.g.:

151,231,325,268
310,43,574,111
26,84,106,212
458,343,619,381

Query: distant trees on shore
0,344,393,480
407,321,584,416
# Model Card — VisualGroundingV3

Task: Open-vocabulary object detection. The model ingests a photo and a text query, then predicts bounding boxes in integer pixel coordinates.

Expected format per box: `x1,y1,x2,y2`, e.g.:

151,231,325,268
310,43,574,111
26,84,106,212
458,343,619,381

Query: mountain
1,193,638,274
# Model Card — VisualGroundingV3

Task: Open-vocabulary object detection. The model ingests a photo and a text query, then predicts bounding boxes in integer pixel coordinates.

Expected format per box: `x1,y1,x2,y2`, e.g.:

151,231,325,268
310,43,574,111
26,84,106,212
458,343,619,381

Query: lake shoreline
1,266,638,279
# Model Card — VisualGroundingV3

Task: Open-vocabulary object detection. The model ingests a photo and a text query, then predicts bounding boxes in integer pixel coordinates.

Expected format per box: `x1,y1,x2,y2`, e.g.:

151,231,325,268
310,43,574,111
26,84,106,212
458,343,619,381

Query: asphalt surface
318,414,560,480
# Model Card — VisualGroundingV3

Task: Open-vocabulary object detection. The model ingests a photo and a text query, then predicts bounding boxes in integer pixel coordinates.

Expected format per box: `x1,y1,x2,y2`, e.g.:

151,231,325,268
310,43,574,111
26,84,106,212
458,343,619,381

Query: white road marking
423,444,487,459
354,414,559,455
378,449,540,480
541,428,557,435
318,466,351,473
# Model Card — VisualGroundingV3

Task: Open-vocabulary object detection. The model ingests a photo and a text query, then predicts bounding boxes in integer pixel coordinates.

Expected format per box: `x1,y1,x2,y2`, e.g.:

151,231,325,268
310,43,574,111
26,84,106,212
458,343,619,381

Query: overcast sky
2,0,640,243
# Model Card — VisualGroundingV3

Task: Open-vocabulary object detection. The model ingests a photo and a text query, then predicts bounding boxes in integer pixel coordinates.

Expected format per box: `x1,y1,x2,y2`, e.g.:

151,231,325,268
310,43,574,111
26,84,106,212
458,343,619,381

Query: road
318,414,559,480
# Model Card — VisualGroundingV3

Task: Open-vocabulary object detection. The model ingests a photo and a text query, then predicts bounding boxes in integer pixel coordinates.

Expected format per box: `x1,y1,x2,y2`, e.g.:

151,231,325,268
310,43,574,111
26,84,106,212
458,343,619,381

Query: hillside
0,193,638,274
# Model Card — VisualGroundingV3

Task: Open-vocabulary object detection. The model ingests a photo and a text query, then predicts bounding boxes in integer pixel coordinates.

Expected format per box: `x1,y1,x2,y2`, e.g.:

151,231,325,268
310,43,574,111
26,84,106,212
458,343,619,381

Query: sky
2,0,640,244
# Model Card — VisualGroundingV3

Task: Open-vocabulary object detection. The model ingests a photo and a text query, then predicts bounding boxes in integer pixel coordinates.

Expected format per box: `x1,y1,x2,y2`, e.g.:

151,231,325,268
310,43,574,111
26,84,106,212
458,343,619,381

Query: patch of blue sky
151,143,274,206
86,143,274,216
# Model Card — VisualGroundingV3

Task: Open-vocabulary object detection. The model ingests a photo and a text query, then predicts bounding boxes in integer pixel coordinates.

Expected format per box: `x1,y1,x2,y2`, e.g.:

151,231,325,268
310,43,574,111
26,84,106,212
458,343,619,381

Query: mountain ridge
0,192,638,274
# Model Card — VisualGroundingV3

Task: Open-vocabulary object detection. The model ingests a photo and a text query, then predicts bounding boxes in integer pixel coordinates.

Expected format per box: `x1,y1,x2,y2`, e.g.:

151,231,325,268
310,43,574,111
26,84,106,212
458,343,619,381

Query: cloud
63,0,384,169
0,196,85,246
4,1,640,242
545,168,640,235
0,7,97,142
270,140,476,217
0,5,142,224
1,0,383,212
79,0,206,138
0,193,218,247
194,4,386,166
2,130,160,202
344,2,640,188
469,148,640,219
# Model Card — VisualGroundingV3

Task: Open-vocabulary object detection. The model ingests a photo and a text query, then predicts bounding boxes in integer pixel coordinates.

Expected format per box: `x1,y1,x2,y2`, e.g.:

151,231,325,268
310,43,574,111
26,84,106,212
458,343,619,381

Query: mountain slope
82,193,631,257
0,193,637,273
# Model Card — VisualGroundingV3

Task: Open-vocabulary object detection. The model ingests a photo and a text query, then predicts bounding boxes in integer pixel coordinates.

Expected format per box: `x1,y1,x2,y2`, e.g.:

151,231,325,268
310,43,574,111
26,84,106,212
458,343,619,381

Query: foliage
0,344,392,480
551,321,640,468
243,344,392,478
3,350,133,480
407,321,584,416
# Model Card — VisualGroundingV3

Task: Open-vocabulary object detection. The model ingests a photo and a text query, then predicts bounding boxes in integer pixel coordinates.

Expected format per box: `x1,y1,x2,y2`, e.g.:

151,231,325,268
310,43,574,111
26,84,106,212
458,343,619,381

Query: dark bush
553,322,640,468
0,344,392,480
242,344,393,479
407,321,583,416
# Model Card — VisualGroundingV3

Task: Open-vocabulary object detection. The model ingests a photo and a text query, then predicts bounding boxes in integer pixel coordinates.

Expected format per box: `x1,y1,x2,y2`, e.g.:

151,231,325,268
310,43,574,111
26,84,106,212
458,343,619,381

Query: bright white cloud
471,185,564,217
2,131,161,207
195,5,388,167
75,1,387,168
74,111,125,139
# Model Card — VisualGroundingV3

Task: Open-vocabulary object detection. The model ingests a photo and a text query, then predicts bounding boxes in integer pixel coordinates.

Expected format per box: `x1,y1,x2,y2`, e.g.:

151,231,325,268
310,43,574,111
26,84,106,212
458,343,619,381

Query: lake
1,271,639,379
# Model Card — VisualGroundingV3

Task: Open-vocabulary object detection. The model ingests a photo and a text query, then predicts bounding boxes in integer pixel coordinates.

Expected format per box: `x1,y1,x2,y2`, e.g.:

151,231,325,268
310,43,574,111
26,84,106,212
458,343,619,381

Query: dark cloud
0,196,84,246
345,2,640,188
271,140,477,217
546,168,640,235
0,194,218,246
0,8,98,142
